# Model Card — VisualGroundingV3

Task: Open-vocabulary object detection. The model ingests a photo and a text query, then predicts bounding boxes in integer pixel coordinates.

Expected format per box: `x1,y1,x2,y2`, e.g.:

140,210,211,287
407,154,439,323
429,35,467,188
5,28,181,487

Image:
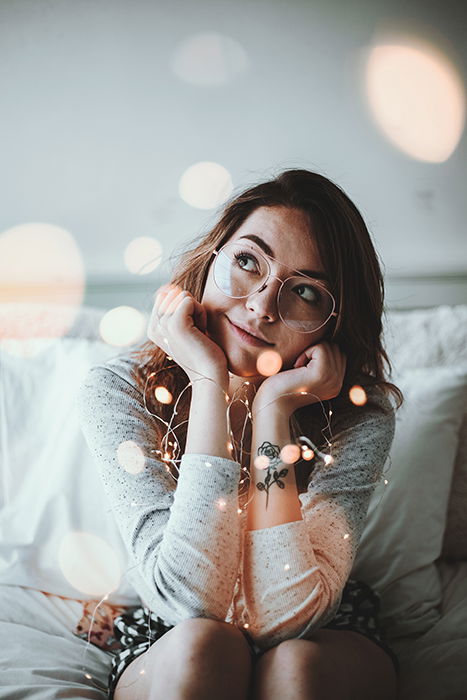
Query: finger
154,283,177,306
165,290,191,316
158,285,183,315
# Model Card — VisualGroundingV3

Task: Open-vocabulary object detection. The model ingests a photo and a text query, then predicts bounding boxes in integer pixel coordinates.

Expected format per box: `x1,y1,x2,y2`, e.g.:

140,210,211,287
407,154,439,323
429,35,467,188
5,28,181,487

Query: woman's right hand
147,283,230,392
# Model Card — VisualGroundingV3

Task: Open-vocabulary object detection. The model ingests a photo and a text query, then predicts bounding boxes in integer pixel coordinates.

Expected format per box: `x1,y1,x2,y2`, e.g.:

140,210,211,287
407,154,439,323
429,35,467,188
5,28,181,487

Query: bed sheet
0,584,112,699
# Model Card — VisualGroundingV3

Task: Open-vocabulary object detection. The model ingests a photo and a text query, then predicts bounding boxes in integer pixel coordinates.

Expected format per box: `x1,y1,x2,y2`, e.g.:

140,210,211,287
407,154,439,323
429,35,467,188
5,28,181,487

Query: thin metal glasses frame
211,242,338,334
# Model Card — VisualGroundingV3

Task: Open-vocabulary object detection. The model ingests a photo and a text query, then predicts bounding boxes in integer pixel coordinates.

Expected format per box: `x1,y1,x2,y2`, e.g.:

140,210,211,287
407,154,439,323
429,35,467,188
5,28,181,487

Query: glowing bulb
164,452,170,460
302,448,314,461
243,623,249,629
349,385,367,406
228,442,233,450
217,498,227,511
343,533,350,540
284,563,290,571
324,454,334,466
384,479,389,485
237,508,242,514
155,386,173,404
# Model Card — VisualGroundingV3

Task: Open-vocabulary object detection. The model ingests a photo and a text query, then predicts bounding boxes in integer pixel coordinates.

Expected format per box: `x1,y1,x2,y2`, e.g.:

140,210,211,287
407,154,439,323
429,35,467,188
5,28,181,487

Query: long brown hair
129,169,403,491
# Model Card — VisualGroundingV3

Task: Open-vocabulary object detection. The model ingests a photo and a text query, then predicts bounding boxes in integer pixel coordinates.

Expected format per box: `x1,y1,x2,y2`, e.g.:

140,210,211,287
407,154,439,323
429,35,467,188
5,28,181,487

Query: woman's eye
295,284,321,304
234,252,259,272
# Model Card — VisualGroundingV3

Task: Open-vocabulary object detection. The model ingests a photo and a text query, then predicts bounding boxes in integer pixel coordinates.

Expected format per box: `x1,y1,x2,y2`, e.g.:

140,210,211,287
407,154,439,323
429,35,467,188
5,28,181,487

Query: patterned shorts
106,578,400,699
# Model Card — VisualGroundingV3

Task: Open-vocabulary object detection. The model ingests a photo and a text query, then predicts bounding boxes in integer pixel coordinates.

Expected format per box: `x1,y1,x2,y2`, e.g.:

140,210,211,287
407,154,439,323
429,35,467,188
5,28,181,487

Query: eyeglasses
212,241,337,333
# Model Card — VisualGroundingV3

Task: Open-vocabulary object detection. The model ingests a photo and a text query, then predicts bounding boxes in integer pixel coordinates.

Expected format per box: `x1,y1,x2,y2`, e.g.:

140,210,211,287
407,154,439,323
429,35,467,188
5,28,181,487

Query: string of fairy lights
78,340,392,693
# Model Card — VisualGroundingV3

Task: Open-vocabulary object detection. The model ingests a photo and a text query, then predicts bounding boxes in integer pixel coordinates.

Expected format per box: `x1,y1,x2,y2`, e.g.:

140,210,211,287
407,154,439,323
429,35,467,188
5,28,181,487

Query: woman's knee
169,617,252,665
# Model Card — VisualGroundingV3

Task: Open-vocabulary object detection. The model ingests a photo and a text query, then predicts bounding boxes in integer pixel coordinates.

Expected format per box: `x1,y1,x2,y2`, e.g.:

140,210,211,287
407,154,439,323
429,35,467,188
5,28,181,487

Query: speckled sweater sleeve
76,360,242,627
242,387,395,650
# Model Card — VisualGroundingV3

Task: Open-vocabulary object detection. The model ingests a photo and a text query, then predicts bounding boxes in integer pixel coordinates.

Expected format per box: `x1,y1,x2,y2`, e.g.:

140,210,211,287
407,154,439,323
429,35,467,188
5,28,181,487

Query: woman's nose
246,279,280,320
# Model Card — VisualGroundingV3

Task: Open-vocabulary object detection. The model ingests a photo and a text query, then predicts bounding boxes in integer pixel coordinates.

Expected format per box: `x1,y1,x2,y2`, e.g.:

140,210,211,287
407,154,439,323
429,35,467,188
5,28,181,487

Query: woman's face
201,205,335,383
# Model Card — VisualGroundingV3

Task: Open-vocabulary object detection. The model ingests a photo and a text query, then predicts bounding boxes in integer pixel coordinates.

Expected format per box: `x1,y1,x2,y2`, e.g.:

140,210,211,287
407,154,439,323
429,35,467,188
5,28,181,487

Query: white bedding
0,585,112,699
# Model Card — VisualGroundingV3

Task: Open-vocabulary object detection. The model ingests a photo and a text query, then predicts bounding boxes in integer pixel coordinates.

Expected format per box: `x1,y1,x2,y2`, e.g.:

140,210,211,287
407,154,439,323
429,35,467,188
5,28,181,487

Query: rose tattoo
255,441,289,509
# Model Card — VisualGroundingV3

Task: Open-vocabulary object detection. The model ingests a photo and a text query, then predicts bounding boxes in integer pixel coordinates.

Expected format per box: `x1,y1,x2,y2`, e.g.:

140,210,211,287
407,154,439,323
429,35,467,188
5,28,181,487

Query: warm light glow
256,349,283,376
302,448,315,461
0,222,85,339
217,498,227,511
117,440,146,474
179,162,233,210
58,532,122,596
170,32,249,86
254,455,270,470
349,385,367,406
155,386,173,404
284,563,290,571
365,39,465,162
343,533,350,540
99,306,146,346
324,454,334,466
280,444,301,464
124,237,163,275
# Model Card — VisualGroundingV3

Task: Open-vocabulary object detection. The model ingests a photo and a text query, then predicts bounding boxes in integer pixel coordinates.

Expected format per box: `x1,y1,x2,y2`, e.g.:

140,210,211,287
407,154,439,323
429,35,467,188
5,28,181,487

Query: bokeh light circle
365,40,465,162
99,306,146,346
171,32,249,86
179,162,233,210
0,222,85,339
349,385,367,406
124,237,163,275
280,444,301,464
256,350,283,377
117,440,146,474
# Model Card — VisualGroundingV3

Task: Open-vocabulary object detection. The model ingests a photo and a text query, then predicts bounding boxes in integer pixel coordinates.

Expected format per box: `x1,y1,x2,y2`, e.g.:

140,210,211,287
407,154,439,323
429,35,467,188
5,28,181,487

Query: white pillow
0,336,143,606
350,366,467,642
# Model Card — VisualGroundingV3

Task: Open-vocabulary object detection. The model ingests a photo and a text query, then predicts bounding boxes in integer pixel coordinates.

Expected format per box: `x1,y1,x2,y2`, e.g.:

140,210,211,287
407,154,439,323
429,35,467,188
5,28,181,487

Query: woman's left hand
252,342,347,417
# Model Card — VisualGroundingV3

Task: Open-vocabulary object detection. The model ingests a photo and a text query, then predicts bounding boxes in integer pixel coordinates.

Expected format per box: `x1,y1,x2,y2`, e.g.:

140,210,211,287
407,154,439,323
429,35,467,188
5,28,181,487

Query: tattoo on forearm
255,441,288,509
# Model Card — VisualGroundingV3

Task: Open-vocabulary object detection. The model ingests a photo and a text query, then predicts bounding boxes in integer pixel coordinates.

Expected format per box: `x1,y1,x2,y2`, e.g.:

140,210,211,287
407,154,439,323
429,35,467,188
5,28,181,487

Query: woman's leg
114,617,253,700
250,629,398,700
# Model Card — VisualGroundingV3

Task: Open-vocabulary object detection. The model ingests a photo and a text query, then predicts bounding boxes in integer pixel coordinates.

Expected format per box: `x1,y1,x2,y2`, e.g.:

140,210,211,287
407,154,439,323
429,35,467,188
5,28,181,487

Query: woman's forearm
246,403,303,531
185,378,232,460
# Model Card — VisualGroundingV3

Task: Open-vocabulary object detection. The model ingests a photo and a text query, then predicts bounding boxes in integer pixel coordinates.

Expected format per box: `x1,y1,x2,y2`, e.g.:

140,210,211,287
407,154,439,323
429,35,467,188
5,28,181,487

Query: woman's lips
227,318,272,347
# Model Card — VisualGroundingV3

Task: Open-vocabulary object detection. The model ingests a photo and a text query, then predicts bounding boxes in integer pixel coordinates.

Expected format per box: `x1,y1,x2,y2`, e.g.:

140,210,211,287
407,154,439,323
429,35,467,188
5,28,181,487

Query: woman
78,169,403,700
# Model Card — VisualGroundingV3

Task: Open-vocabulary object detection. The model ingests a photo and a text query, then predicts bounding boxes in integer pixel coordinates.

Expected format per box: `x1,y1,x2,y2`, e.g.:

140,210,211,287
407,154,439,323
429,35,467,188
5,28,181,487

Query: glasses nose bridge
256,252,287,291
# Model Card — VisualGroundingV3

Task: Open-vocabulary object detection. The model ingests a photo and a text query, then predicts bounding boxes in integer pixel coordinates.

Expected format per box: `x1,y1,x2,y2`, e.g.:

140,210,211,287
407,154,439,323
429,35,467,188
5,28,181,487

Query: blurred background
1,0,466,345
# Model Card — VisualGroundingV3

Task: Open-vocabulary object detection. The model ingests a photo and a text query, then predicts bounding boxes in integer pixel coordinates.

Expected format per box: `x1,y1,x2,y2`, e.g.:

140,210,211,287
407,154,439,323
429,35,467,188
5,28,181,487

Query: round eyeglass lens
278,276,334,332
213,242,269,297
213,242,335,333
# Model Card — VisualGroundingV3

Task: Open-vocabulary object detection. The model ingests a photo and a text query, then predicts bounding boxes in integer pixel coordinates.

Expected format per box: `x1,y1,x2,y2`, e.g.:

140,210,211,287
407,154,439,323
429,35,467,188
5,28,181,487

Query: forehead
229,206,322,269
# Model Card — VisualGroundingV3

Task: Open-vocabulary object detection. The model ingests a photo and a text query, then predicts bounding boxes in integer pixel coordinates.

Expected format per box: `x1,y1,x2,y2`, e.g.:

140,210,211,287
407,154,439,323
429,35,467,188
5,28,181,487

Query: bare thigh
114,617,253,700
250,629,398,700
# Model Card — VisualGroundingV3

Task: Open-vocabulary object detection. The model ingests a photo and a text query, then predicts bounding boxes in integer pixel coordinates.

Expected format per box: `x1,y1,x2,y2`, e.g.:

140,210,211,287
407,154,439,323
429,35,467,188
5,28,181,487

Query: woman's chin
226,358,261,382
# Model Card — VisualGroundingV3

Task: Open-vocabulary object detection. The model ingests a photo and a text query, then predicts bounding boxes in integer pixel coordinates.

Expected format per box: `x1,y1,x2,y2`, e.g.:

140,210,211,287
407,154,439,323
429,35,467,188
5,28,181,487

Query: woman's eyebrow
238,234,330,282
